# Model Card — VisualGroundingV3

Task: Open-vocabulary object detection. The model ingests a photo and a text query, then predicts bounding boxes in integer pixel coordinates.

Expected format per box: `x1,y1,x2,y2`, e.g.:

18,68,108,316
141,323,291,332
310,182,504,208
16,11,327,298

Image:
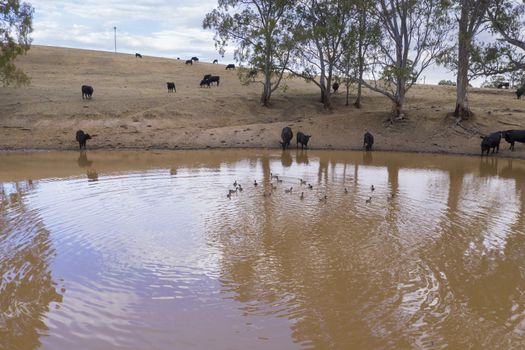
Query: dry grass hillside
1,45,524,157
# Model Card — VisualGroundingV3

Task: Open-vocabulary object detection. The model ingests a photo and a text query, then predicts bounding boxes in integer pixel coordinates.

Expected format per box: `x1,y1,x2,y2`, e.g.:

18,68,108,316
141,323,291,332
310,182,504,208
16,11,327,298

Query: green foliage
0,0,33,87
203,0,296,105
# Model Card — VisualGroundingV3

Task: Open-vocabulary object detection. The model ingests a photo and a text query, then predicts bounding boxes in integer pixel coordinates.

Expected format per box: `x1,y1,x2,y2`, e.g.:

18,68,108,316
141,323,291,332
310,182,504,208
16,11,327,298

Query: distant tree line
204,0,525,122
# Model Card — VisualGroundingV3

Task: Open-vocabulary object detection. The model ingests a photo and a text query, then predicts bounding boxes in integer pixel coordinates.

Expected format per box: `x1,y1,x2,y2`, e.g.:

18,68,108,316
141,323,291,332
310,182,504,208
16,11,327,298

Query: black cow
497,82,510,89
502,130,525,151
76,130,92,150
517,87,524,99
480,131,502,155
167,82,176,92
280,127,293,150
135,53,142,58
185,60,192,65
207,76,220,86
296,131,311,149
191,56,199,61
226,64,235,70
213,59,218,64
81,85,94,99
363,130,374,151
203,74,212,81
200,79,210,88
332,82,340,93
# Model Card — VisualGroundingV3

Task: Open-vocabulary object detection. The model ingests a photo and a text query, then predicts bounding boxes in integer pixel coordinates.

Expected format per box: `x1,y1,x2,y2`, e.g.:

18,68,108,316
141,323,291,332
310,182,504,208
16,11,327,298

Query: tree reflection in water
0,181,62,350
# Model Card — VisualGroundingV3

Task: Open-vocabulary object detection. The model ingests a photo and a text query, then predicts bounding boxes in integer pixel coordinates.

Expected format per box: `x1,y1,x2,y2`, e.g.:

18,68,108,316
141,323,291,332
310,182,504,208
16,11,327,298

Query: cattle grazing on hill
280,127,293,150
191,56,199,62
363,130,374,151
296,131,311,149
480,131,502,155
135,53,142,58
213,59,218,64
497,82,510,89
185,59,192,65
203,74,212,81
167,82,176,92
206,76,220,86
226,64,235,70
332,82,340,93
200,79,210,88
502,130,525,151
76,130,92,150
81,85,94,99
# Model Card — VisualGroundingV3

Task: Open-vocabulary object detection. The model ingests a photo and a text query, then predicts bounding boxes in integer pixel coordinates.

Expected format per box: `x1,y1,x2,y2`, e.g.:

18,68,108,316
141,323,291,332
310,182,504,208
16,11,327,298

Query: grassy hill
0,45,523,156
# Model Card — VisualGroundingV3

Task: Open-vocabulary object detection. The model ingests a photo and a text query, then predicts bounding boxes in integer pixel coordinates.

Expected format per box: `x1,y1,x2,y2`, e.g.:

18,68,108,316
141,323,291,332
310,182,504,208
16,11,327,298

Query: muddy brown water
1,150,524,350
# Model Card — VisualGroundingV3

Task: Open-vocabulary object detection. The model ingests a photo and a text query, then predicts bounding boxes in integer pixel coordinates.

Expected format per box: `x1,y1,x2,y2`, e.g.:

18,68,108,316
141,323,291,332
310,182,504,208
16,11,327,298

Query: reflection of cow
167,82,176,92
296,149,309,165
87,169,98,182
77,151,93,168
281,150,292,167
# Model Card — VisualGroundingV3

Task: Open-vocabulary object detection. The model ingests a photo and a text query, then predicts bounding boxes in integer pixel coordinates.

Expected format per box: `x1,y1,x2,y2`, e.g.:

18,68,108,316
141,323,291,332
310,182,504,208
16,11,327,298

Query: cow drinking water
280,127,293,150
76,130,92,150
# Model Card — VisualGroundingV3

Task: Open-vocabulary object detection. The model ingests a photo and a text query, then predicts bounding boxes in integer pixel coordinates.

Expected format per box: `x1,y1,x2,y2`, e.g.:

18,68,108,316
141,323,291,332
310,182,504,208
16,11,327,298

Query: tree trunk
455,1,472,120
345,83,350,106
392,83,406,123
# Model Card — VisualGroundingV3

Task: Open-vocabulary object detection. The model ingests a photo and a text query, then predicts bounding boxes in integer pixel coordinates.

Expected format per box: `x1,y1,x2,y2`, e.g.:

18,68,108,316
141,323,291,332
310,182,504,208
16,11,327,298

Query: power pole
114,26,117,53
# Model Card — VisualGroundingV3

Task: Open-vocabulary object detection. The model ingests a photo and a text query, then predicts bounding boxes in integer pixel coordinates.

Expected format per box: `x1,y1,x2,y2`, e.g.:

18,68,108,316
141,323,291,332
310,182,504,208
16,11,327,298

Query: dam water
1,150,524,349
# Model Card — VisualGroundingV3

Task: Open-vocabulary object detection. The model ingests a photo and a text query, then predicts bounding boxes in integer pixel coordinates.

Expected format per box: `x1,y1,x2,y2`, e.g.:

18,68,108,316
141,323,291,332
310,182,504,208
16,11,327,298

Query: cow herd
278,127,374,152
481,130,525,155
80,53,238,99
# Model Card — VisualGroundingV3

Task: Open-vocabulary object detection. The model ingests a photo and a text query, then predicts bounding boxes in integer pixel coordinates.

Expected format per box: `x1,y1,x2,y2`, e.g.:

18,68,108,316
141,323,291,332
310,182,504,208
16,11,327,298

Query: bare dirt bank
1,45,524,158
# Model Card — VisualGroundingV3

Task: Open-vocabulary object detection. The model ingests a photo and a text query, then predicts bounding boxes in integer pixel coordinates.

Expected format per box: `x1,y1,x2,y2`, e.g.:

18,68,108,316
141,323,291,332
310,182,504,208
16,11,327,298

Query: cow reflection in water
363,151,373,165
0,181,63,349
77,151,98,181
296,149,309,165
479,156,498,177
281,150,292,167
77,151,93,168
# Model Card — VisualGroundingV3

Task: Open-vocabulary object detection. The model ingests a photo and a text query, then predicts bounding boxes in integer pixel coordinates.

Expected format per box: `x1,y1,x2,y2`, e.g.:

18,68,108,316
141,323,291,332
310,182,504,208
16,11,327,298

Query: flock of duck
226,172,390,204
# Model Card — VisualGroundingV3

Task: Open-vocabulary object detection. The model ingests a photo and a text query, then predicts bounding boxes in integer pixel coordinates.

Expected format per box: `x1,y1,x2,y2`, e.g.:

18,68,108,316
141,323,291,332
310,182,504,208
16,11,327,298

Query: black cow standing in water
76,130,92,150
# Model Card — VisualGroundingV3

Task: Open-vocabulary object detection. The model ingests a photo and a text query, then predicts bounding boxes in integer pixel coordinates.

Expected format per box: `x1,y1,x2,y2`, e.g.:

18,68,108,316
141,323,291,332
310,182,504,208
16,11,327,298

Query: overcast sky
30,0,481,86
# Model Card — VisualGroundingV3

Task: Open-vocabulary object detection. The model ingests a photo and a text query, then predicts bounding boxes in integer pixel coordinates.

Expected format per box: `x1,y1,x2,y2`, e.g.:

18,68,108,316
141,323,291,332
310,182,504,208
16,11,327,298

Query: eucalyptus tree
351,0,380,108
362,0,451,122
483,0,525,81
454,0,492,119
288,0,354,109
0,0,33,87
203,0,296,106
